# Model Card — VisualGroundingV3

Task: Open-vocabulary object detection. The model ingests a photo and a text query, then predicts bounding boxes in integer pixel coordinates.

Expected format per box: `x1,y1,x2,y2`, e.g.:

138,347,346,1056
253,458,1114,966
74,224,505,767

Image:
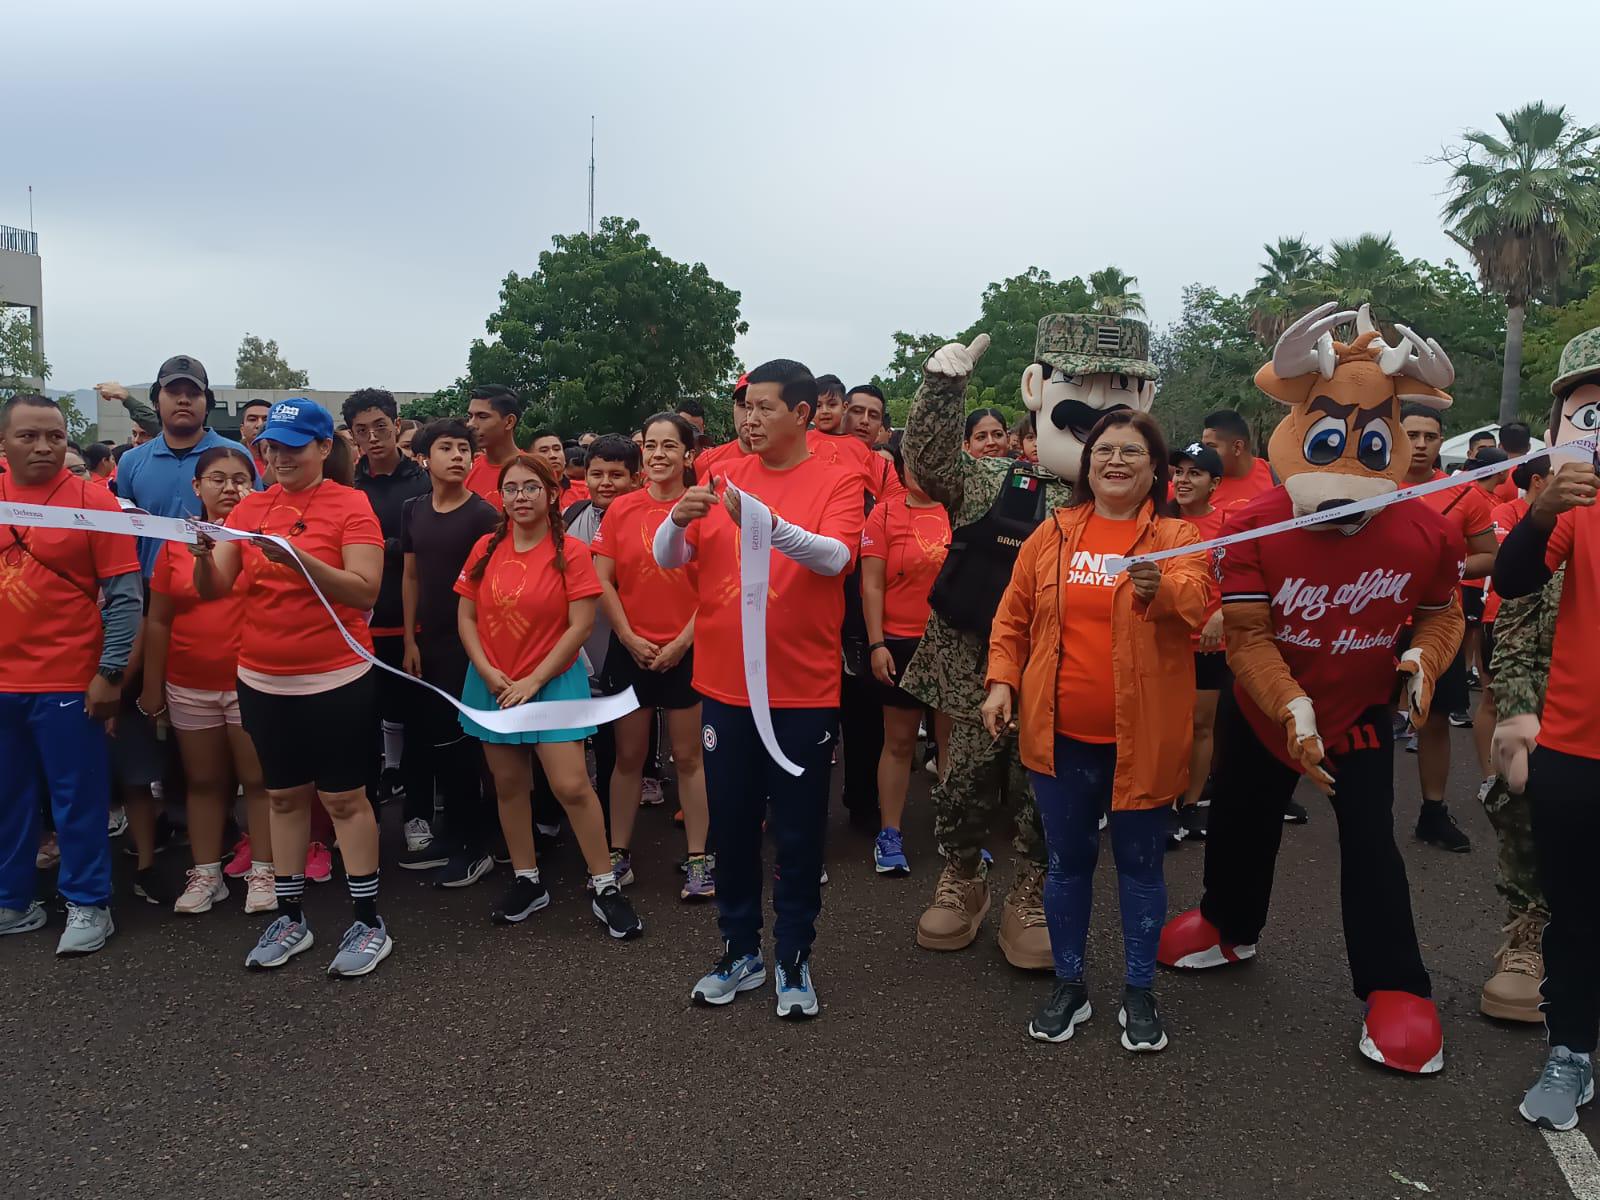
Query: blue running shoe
874,828,910,875
327,918,393,978
775,956,819,1019
691,945,766,1005
245,914,314,969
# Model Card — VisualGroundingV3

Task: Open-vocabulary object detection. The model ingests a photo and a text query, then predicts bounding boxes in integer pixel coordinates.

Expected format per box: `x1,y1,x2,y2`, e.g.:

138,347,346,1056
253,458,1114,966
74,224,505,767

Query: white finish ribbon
1104,439,1597,574
729,483,804,777
0,502,637,735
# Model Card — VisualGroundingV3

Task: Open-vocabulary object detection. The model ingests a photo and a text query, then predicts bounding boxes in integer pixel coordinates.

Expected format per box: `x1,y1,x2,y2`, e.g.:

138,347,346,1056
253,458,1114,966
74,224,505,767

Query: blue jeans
1029,734,1167,987
701,697,836,965
0,691,112,909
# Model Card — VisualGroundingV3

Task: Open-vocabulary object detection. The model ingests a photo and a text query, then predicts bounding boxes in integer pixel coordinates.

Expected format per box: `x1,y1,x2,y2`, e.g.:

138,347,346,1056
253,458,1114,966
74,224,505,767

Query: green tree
0,303,46,400
1522,281,1600,425
1407,258,1508,428
1441,101,1600,423
235,333,310,389
1245,236,1323,342
1150,285,1264,446
1088,266,1146,318
400,378,470,425
1316,233,1433,322
466,216,747,435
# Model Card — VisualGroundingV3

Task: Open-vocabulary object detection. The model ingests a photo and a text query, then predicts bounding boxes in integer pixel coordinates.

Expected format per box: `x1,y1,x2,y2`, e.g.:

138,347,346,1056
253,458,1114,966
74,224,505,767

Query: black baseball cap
156,355,209,390
1172,441,1224,477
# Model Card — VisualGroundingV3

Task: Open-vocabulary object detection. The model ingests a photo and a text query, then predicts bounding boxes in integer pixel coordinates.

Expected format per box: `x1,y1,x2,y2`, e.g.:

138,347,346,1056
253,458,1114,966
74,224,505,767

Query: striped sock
276,872,307,922
348,869,380,926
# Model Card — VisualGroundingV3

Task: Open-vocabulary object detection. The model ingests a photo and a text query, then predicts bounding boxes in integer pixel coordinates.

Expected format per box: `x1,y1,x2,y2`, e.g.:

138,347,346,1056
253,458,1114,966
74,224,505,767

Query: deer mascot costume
1159,303,1467,1075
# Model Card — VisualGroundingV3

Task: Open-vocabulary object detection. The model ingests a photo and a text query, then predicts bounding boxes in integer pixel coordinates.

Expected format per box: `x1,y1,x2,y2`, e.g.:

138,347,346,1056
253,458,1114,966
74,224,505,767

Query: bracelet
869,641,888,652
135,700,168,719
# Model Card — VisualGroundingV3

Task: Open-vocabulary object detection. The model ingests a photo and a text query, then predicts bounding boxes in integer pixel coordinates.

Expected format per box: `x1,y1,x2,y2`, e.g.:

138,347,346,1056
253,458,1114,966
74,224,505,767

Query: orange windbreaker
986,500,1211,808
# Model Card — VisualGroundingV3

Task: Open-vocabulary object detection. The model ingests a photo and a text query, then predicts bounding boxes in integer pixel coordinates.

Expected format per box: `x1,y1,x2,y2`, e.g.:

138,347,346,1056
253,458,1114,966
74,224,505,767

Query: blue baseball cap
258,399,335,448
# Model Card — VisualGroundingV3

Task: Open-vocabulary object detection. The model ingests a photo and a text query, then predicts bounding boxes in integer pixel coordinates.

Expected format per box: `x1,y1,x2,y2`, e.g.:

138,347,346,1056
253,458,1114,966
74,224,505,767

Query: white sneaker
640,777,665,807
403,818,433,852
243,865,278,914
173,868,228,915
108,807,128,838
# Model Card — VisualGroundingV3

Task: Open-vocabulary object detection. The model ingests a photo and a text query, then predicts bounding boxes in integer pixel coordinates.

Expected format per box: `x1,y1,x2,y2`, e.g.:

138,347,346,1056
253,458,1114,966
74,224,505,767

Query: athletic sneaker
327,918,393,978
403,818,433,853
681,855,716,901
874,828,910,875
533,822,561,841
55,904,114,955
435,852,494,889
1283,798,1309,824
245,915,314,969
173,868,228,915
1466,666,1482,690
374,767,405,805
1405,731,1419,754
1119,986,1169,1052
612,850,635,887
1165,808,1187,851
640,777,666,807
304,842,334,883
819,865,830,886
133,866,174,907
0,901,47,937
1520,1047,1595,1131
691,947,767,1005
591,885,643,939
1448,710,1473,728
122,813,177,858
398,839,450,871
1028,980,1092,1043
491,876,550,924
1177,803,1207,841
1392,711,1412,738
107,807,128,838
34,833,60,870
1416,801,1471,853
774,957,819,1019
243,865,278,914
222,835,252,879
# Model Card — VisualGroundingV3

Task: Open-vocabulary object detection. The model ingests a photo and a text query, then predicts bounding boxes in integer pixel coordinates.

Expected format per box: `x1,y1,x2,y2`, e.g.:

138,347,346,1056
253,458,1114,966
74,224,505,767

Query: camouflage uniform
120,392,160,436
900,376,1071,871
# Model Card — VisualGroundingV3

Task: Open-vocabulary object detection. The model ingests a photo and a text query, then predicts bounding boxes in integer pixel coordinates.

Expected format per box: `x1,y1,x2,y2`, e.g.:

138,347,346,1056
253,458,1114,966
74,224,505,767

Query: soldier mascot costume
902,314,1157,968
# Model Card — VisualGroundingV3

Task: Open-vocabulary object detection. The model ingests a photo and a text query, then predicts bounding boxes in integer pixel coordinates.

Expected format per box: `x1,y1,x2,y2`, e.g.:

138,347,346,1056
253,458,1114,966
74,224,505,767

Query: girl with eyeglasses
140,446,275,916
191,400,392,977
456,454,643,938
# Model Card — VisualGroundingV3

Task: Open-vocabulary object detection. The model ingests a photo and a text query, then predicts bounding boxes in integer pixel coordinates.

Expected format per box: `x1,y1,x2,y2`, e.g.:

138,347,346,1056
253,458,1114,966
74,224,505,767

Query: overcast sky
10,0,1599,398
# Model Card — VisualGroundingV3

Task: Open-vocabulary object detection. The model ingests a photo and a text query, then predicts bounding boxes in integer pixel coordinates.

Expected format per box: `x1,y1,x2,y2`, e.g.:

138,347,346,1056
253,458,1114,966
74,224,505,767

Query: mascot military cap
1034,313,1157,381
1552,326,1600,398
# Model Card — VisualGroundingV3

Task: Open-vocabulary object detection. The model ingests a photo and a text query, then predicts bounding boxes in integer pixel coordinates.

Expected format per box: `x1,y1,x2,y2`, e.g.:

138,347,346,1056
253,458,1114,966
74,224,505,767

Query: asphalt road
0,726,1575,1199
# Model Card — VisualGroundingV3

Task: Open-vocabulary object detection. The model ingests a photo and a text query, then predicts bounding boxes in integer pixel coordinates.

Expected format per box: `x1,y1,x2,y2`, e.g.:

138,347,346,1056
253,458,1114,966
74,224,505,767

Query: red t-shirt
0,470,140,693
1181,506,1229,647
1492,476,1520,505
1537,505,1600,758
591,489,697,644
1414,470,1494,587
564,478,591,504
1220,487,1464,770
152,540,248,691
226,482,385,675
1483,496,1528,625
1210,457,1275,513
1055,515,1140,743
687,451,865,708
860,497,951,638
697,432,886,499
464,455,507,512
455,531,602,679
694,438,747,480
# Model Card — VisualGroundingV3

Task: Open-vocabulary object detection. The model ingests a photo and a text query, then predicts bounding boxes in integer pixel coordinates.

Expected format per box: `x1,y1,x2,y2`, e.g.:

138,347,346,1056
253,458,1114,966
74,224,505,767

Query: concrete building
0,224,44,388
97,387,435,443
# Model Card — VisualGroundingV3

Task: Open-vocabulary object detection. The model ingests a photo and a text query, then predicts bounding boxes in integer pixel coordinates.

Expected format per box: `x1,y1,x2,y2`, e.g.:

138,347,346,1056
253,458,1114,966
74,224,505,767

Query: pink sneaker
243,865,278,914
223,836,253,879
305,842,333,884
173,868,229,915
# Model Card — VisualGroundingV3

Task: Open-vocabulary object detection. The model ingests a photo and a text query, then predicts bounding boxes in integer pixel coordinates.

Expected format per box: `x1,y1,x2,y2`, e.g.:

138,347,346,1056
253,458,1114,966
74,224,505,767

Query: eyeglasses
351,421,393,442
200,473,252,489
1090,444,1150,463
66,464,89,477
501,482,547,499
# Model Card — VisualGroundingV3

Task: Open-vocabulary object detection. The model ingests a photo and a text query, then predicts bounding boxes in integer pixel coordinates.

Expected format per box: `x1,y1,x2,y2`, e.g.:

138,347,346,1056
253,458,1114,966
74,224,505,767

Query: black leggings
1529,746,1600,1052
1200,692,1431,1000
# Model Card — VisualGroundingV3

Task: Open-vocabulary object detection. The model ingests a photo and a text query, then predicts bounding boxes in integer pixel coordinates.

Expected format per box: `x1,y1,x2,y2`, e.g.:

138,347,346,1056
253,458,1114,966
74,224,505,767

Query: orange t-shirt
590,488,697,644
687,451,865,708
1492,475,1520,505
1483,496,1528,625
455,531,602,679
1054,515,1139,743
1181,505,1228,647
694,438,747,480
564,478,591,505
1210,457,1275,513
1538,505,1600,757
1415,470,1494,585
152,540,249,691
0,470,140,693
464,455,507,512
697,431,885,500
860,497,951,638
225,482,385,675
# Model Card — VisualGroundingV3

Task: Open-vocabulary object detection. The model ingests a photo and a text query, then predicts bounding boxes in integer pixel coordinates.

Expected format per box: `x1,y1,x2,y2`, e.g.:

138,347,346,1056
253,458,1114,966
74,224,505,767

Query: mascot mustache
1050,398,1130,439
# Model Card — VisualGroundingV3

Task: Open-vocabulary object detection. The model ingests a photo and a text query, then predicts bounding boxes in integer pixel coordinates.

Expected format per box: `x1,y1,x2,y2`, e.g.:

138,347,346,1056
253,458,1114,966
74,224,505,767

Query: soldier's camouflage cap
1034,313,1157,381
1552,326,1600,398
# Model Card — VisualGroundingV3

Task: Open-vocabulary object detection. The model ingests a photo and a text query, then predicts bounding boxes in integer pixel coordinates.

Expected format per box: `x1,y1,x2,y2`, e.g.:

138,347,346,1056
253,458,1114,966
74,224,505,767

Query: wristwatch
97,667,125,686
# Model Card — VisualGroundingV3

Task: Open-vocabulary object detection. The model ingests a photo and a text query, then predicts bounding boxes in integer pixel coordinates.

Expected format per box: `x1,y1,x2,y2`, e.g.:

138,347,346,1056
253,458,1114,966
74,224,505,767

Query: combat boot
1481,912,1545,1023
915,858,990,951
998,861,1052,971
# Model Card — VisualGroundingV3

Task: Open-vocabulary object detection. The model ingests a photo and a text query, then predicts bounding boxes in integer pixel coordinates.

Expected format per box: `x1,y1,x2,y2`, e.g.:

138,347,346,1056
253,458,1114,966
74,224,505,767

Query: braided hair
467,452,568,582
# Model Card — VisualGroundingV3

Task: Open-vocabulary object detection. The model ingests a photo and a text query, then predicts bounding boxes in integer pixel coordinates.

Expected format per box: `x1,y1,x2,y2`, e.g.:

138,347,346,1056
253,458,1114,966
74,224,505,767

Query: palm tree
1441,102,1600,423
1088,267,1146,319
1318,234,1432,319
1244,236,1323,342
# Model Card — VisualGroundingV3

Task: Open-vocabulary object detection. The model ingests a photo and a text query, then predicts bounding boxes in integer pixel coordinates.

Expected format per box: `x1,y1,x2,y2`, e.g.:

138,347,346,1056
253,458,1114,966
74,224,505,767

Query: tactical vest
928,461,1053,634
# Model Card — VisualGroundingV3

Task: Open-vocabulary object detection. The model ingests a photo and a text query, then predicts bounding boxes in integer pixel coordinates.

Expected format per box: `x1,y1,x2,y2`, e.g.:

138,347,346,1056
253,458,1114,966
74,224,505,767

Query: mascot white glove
1396,648,1433,726
1492,714,1541,795
1284,696,1335,796
925,333,990,382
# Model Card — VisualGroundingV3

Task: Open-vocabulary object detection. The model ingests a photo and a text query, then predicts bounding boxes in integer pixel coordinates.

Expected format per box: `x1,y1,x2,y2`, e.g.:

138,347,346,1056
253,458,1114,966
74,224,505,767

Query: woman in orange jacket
981,410,1211,1053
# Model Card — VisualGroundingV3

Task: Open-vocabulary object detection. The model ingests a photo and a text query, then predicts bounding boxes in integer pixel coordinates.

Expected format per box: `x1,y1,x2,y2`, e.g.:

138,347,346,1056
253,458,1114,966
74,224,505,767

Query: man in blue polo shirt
96,356,253,575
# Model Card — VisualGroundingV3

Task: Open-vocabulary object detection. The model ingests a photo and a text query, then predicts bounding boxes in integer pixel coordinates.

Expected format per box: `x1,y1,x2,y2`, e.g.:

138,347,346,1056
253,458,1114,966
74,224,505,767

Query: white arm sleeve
771,516,852,577
653,516,694,568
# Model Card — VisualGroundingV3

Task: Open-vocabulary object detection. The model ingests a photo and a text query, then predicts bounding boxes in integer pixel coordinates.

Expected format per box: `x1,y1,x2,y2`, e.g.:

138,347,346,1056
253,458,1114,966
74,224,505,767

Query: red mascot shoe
1358,991,1444,1075
1157,908,1257,969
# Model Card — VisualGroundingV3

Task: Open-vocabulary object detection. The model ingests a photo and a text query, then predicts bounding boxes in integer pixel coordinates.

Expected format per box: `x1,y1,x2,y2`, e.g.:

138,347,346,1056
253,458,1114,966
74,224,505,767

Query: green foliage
1523,283,1600,425
235,333,309,389
1150,285,1264,447
400,379,470,425
0,300,47,400
1088,266,1146,318
1407,259,1507,428
466,216,747,437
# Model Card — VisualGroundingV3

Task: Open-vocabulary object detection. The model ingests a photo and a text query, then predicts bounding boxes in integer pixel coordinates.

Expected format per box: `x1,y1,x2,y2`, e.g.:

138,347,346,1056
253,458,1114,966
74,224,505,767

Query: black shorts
237,670,377,793
603,633,699,711
868,636,925,710
1395,627,1470,717
1461,586,1485,625
1194,650,1229,692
